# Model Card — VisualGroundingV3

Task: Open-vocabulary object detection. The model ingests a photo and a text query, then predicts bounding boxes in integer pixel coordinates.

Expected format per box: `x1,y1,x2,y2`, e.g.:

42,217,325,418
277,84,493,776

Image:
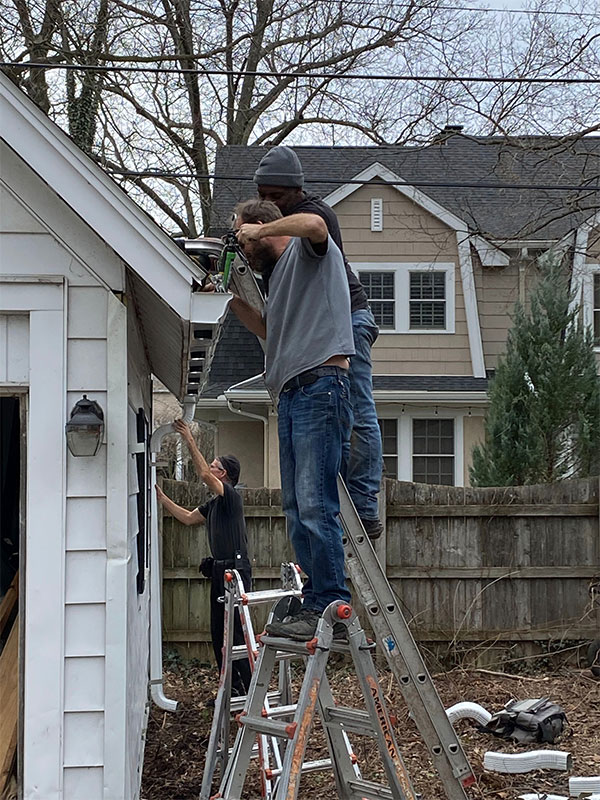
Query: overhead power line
314,0,600,16
107,169,600,193
2,61,599,85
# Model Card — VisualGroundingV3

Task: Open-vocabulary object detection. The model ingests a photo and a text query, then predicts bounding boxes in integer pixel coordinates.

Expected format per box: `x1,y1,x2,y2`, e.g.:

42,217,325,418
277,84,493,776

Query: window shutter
371,198,383,231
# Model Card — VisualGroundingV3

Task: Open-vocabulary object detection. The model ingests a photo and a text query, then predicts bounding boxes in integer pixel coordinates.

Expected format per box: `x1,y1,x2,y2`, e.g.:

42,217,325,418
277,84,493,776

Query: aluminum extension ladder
214,600,420,800
212,250,476,799
200,563,304,799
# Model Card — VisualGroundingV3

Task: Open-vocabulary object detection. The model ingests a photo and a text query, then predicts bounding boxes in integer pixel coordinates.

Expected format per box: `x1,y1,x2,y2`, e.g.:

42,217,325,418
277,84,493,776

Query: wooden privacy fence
160,477,600,663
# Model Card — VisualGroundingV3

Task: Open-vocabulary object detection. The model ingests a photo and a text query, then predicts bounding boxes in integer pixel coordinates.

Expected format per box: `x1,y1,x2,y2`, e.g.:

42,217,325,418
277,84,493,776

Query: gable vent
371,198,383,232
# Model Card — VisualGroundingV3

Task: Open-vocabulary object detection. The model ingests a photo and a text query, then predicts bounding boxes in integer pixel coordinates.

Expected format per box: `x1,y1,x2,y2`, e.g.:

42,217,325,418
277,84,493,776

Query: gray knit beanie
253,146,304,188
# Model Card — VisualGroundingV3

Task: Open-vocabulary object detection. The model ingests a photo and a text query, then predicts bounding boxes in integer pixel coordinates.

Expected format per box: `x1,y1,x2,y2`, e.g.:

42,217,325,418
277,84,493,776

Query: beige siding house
189,138,600,490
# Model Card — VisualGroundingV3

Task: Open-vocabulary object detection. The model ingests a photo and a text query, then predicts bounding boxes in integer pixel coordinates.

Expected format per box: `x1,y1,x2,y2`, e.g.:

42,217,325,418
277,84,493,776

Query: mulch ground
141,657,600,800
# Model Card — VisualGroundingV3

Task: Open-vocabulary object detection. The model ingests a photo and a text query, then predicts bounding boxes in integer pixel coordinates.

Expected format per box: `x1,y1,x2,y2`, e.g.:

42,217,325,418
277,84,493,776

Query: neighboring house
0,73,229,799
197,136,600,488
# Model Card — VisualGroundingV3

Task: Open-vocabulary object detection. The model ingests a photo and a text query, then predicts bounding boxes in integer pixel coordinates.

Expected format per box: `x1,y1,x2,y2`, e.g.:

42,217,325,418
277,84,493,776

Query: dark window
412,418,454,485
359,272,395,329
594,273,600,346
135,409,150,594
409,272,446,329
377,418,397,478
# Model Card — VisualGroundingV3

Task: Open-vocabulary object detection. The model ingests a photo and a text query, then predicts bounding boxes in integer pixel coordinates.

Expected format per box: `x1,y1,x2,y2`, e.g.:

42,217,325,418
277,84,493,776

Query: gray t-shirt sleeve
299,236,329,260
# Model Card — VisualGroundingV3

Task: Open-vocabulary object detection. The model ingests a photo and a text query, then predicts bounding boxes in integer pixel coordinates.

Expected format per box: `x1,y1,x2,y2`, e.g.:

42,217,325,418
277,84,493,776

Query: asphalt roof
199,308,265,398
211,134,600,241
202,134,600,400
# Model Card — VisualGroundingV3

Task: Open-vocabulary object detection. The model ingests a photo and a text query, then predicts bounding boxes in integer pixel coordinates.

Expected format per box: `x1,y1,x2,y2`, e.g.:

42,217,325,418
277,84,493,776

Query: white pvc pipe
483,750,572,773
149,395,197,711
569,777,600,796
445,701,492,725
519,794,569,800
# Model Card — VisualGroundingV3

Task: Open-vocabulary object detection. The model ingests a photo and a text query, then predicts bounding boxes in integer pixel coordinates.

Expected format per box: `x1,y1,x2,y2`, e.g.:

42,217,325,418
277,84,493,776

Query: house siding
216,419,264,487
333,183,473,375
2,143,149,799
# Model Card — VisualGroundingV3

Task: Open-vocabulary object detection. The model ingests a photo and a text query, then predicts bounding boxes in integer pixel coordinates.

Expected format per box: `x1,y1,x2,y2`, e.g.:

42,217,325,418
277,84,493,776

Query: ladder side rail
315,673,363,800
338,478,474,798
272,627,333,800
200,576,237,800
219,643,280,798
341,611,416,800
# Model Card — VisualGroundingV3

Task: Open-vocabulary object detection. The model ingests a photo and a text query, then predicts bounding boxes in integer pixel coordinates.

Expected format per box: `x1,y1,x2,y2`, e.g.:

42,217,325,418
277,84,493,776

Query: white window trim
379,409,464,487
352,262,455,334
581,262,600,350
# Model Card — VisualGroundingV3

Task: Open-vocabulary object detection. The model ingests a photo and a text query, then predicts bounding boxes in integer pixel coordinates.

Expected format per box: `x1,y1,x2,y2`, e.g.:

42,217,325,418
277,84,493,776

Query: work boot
265,608,321,641
360,517,384,540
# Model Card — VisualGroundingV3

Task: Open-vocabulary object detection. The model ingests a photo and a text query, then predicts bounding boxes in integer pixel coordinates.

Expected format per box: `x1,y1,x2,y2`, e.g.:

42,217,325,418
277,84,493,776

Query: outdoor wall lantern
65,395,105,457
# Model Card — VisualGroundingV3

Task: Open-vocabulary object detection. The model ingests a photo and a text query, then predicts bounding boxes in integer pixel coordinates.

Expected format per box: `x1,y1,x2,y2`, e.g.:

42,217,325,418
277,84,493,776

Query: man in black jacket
253,146,384,539
155,419,251,695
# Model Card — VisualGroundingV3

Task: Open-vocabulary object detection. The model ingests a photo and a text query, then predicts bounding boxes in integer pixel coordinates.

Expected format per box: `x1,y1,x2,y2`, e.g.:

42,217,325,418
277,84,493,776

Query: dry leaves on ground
141,661,600,800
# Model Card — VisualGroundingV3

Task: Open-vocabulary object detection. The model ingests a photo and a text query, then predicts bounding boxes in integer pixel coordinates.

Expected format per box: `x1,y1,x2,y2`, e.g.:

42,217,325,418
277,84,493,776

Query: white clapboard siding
63,282,110,797
0,314,29,383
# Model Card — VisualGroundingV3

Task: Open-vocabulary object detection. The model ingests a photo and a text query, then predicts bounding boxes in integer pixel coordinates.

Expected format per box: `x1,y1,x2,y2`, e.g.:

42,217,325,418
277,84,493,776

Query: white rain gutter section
149,395,197,711
445,702,492,725
569,777,600,796
483,750,572,773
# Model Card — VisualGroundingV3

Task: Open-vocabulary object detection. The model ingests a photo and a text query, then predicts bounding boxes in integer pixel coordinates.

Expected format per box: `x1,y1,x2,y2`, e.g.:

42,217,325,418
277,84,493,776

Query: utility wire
108,169,600,192
299,0,600,16
2,61,599,84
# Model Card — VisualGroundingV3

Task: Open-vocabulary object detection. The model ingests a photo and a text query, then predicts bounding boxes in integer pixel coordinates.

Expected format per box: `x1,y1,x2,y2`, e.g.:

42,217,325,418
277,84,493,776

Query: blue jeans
345,308,383,521
278,375,353,611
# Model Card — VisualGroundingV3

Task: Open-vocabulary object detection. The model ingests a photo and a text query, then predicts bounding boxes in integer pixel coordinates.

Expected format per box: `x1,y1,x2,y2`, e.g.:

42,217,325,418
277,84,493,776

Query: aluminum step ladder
211,248,476,798
213,600,418,800
200,563,304,800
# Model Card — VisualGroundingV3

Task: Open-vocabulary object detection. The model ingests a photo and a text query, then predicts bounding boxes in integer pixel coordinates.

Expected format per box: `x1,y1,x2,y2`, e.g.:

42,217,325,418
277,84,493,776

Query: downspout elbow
149,394,196,711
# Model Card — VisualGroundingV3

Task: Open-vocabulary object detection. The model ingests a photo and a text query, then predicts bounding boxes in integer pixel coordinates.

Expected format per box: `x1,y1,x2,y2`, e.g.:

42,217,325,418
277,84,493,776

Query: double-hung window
354,263,455,333
378,415,458,485
409,271,446,329
359,271,395,330
412,418,455,485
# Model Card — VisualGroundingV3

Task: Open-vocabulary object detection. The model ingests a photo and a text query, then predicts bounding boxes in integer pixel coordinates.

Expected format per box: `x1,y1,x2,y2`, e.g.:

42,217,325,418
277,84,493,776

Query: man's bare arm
174,420,225,496
155,484,205,526
230,295,266,339
238,213,328,245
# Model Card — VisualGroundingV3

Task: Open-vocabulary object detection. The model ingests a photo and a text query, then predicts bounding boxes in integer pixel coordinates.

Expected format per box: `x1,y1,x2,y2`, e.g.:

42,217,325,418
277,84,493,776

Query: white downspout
149,395,196,711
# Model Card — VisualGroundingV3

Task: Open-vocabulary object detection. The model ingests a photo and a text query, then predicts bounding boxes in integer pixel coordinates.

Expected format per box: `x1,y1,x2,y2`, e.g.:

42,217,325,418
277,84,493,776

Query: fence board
161,476,600,663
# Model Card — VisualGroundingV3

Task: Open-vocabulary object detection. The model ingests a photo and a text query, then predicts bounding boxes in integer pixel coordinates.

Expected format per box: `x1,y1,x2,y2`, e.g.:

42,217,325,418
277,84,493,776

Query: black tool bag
478,697,567,744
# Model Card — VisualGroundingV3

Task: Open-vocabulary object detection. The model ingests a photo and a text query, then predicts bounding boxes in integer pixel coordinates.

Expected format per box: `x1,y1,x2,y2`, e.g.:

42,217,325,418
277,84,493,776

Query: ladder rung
259,634,326,657
234,588,302,606
323,706,376,738
347,778,394,800
229,690,283,712
262,703,296,719
239,714,298,739
267,758,333,778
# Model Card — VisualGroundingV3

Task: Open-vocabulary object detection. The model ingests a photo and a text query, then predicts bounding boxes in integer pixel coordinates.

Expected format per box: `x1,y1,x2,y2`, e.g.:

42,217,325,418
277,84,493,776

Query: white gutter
484,750,572,773
569,776,600,796
445,702,492,726
149,395,196,711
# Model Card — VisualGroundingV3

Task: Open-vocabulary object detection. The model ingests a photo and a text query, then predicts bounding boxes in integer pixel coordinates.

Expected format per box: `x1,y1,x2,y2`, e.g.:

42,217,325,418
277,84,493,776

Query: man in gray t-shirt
231,199,354,641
